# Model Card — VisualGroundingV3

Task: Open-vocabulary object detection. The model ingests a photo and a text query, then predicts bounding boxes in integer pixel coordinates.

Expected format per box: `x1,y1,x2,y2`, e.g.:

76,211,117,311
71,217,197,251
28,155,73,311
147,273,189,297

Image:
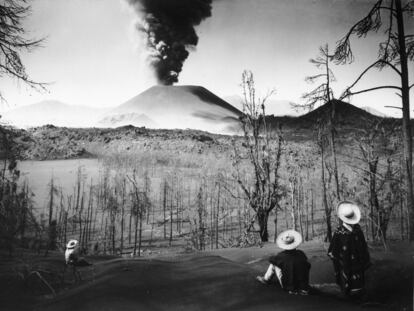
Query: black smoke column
126,0,212,85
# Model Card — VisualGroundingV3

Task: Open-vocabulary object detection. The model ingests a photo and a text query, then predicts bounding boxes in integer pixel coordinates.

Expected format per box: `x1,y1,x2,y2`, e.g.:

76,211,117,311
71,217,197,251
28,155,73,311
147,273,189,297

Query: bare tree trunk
321,142,332,242
257,209,270,242
176,188,180,233
273,210,278,243
133,209,139,256
48,177,54,227
290,181,297,230
311,188,315,239
223,203,226,243
329,101,341,202
369,160,379,240
163,181,167,239
396,0,414,241
138,211,143,257
305,189,309,241
120,179,126,253
149,195,155,246
210,189,214,250
238,209,242,238
298,180,304,237
400,187,405,240
128,205,133,245
104,217,108,254
169,188,173,247
112,211,116,254
284,202,289,230
216,183,220,249
78,193,84,247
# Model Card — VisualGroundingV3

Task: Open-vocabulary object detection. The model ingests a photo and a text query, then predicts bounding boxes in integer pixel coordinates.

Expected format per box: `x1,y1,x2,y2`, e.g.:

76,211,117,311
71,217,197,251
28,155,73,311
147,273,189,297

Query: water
18,158,103,210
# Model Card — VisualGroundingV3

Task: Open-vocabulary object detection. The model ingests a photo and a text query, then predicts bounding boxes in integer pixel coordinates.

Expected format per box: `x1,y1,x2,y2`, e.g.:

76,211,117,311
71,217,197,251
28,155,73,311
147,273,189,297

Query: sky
1,0,413,117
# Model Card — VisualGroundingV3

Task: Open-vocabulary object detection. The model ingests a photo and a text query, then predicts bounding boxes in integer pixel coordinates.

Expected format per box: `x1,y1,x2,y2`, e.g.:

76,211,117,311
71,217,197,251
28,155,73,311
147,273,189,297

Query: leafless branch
334,0,384,64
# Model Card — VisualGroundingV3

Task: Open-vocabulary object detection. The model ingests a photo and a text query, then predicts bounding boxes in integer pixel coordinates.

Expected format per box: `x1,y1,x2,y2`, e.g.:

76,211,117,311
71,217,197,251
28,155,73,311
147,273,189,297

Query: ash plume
126,0,212,85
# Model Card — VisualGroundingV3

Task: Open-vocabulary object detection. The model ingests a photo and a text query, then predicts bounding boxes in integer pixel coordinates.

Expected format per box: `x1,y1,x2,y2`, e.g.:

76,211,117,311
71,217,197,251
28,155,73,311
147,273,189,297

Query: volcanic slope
98,85,243,134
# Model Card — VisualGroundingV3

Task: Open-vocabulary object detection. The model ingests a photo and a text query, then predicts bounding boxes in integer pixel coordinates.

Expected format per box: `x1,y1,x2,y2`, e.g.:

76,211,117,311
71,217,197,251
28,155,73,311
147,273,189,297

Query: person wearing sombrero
64,239,92,282
328,201,371,297
65,239,80,266
256,229,311,295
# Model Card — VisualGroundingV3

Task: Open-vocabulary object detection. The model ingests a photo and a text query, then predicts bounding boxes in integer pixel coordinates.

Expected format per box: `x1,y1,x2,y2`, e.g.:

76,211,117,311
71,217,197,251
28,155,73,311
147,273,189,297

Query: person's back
269,249,310,292
65,239,79,265
65,239,91,267
257,230,311,295
328,201,371,297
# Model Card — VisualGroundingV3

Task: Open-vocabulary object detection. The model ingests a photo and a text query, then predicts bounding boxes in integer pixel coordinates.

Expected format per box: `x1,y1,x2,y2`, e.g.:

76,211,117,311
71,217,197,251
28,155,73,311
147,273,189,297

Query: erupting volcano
98,85,243,134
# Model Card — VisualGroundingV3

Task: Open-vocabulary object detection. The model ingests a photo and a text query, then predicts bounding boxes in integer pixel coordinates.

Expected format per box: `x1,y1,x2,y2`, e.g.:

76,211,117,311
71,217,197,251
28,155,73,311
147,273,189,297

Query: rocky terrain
3,99,400,161
6,125,234,160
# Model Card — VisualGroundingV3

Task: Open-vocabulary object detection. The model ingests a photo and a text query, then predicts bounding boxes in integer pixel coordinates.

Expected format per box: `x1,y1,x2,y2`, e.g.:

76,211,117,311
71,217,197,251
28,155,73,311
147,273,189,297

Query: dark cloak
268,249,311,291
328,224,371,295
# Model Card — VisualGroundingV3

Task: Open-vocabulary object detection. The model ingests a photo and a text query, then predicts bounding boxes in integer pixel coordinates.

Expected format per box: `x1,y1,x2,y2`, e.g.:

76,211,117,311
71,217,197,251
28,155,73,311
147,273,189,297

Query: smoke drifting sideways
126,0,212,85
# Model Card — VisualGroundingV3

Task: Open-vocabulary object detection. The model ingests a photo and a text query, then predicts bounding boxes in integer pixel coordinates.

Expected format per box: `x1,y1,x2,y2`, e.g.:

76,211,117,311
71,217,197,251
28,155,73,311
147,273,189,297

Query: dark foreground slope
14,256,377,311
1,243,411,311
38,256,356,311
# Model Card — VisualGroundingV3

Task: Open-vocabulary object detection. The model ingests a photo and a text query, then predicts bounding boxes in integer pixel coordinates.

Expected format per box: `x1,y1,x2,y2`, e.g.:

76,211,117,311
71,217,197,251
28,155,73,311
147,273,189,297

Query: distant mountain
298,99,380,123
99,85,243,134
264,99,398,142
224,95,301,117
2,100,109,128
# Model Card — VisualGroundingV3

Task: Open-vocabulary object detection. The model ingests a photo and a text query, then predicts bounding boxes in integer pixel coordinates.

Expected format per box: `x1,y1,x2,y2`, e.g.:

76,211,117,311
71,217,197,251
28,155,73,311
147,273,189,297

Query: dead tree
317,120,332,241
300,44,341,202
233,70,284,242
333,0,414,240
128,171,145,257
46,176,58,253
0,0,47,102
196,186,207,250
354,117,401,242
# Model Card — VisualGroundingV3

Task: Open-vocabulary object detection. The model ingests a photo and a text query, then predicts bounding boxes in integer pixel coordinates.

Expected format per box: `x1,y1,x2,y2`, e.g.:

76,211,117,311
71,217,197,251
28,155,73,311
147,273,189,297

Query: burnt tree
333,0,414,240
233,70,283,242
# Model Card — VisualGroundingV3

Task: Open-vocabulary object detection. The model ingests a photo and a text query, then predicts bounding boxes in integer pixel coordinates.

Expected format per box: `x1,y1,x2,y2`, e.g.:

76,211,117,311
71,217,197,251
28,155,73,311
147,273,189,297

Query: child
256,230,311,295
65,239,80,265
328,201,371,297
64,239,92,282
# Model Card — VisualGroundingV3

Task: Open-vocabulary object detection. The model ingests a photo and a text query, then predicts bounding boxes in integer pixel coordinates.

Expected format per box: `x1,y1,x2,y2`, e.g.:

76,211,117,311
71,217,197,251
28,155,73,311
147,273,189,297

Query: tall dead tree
301,44,341,202
354,117,401,242
128,171,145,257
233,70,284,242
333,0,414,240
317,121,333,241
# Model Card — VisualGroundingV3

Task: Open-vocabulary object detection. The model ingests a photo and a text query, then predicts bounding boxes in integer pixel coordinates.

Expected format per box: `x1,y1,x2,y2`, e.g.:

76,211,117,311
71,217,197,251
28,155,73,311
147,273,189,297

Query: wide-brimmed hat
337,201,361,225
66,239,79,249
276,229,302,250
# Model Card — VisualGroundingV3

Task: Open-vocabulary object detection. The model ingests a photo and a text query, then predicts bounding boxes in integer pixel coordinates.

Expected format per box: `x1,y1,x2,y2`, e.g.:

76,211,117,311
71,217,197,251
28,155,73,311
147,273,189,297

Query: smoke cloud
126,0,213,85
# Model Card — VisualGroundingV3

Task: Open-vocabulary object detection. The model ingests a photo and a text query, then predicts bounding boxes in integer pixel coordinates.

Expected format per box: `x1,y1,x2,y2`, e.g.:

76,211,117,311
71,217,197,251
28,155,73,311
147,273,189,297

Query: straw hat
66,239,79,249
276,229,302,250
337,201,361,225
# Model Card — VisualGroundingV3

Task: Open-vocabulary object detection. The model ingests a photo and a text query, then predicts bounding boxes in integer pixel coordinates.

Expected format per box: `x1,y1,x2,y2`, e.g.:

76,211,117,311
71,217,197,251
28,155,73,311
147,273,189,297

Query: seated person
65,239,91,267
256,229,311,295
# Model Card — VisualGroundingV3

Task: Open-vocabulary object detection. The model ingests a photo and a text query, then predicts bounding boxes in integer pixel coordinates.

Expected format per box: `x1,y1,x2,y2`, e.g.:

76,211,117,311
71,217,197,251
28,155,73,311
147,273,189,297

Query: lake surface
19,159,103,209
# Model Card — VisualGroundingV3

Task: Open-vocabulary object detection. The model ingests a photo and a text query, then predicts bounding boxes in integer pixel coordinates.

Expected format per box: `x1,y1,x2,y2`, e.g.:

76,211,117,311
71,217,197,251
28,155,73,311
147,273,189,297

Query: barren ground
0,241,412,311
